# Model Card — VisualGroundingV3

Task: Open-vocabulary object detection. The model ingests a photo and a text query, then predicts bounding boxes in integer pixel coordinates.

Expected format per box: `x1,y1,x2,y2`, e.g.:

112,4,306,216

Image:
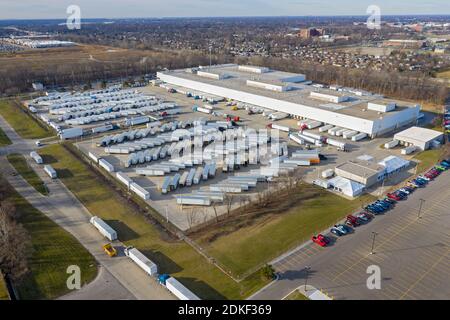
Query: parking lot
251,168,450,300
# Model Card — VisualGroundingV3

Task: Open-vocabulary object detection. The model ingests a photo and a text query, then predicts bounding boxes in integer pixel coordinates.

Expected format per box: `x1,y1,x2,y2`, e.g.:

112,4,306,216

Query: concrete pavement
250,170,450,300
0,115,174,300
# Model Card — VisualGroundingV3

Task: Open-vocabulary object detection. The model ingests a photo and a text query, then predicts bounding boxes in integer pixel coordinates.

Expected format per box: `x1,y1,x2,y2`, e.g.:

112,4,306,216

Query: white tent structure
328,176,365,197
378,156,410,175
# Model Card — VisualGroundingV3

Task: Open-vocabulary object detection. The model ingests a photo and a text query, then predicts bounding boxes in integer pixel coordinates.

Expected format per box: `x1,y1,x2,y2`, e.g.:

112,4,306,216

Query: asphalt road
250,169,450,300
0,114,174,300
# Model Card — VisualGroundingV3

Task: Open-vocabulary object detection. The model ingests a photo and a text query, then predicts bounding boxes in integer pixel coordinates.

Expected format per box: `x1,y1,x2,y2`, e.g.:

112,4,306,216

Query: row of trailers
29,151,58,179
89,216,199,300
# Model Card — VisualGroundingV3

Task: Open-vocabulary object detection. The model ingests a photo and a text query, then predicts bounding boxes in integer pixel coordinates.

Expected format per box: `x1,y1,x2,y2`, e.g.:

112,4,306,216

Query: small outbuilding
394,127,444,151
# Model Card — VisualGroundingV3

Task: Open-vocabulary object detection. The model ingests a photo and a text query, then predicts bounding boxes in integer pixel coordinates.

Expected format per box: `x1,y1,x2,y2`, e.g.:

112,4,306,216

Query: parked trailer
99,159,115,173
125,116,150,126
193,167,204,185
202,165,210,181
164,276,200,300
328,127,342,136
301,131,325,142
176,196,211,206
342,130,358,139
335,128,347,137
385,140,399,149
136,168,166,176
209,185,243,193
88,151,101,163
196,107,212,114
326,138,348,151
193,191,224,201
44,165,57,179
59,127,83,140
90,216,117,241
30,151,43,164
297,133,319,145
352,132,368,141
130,182,150,200
179,171,190,187
186,168,196,187
289,134,304,146
402,145,417,155
283,159,311,166
116,172,133,189
270,124,290,132
91,124,114,134
124,246,158,276
322,169,335,178
319,124,334,133
170,174,181,191
161,176,172,194
306,121,323,129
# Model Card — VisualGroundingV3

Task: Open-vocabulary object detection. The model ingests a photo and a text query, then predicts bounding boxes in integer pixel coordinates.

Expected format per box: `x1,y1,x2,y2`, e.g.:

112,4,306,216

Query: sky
1,0,450,20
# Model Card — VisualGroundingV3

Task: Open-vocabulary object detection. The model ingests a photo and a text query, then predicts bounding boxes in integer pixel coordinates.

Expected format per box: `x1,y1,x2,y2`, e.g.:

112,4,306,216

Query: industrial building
158,64,421,137
394,127,444,150
334,156,410,188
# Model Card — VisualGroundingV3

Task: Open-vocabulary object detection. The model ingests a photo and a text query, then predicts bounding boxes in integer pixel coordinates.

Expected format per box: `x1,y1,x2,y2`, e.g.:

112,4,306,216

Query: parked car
387,193,401,201
346,215,361,227
312,234,330,247
356,211,373,222
331,224,352,236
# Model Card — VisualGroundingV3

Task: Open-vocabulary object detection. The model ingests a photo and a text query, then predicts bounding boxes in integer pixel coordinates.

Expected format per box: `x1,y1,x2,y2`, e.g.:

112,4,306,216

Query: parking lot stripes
399,250,449,300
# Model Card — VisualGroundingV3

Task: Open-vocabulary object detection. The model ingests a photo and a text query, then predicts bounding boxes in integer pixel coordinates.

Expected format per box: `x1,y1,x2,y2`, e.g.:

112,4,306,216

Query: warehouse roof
394,127,444,143
329,176,365,197
335,160,385,178
378,156,410,174
160,64,419,121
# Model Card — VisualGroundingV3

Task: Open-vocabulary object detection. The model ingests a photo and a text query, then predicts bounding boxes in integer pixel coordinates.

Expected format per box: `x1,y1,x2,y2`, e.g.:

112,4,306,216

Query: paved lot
250,169,450,300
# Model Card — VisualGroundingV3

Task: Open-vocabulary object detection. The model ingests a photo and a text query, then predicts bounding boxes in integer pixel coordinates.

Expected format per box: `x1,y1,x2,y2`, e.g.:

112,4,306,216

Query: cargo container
283,159,311,166
328,127,342,136
44,165,57,179
192,191,224,201
384,140,399,149
319,124,334,133
125,116,150,126
401,145,417,155
30,151,43,164
163,276,200,300
335,128,347,137
321,169,335,178
124,246,158,276
130,182,150,200
301,131,325,142
91,124,114,134
136,168,165,176
326,138,347,151
352,132,368,142
269,112,289,121
226,177,258,187
270,124,290,132
342,130,358,139
195,106,212,114
186,168,196,187
99,159,115,173
170,174,181,191
289,134,304,146
90,216,117,241
116,172,133,189
161,176,172,194
59,127,83,140
176,196,211,206
179,171,190,187
209,185,242,193
88,152,101,163
306,121,323,129
297,133,318,145
202,166,210,181
193,167,204,185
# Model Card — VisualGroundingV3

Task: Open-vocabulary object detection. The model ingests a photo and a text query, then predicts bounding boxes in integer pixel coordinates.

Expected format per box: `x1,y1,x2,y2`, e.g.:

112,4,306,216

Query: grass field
1,176,98,300
194,184,375,277
39,143,269,299
0,276,9,300
7,153,49,196
284,290,309,300
414,149,445,173
0,126,12,146
0,100,52,139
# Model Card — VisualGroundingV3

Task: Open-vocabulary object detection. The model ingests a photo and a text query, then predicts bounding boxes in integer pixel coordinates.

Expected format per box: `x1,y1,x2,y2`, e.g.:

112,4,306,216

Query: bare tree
224,194,234,217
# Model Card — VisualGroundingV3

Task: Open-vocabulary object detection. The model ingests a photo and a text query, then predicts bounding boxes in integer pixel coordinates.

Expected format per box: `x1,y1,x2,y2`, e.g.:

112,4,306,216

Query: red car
346,215,361,227
312,234,329,247
387,193,401,201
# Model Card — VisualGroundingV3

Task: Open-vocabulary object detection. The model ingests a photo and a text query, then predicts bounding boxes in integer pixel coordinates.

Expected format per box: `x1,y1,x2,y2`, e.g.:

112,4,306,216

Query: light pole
304,266,311,291
418,199,425,219
370,232,378,255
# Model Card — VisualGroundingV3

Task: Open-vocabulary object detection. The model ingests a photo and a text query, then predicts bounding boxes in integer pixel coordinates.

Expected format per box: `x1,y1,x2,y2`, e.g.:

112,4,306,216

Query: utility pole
304,266,311,291
417,199,425,219
370,232,378,255
209,45,212,70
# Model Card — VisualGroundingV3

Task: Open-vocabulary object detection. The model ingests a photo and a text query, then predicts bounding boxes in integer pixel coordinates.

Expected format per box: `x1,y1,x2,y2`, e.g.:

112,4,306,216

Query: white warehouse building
158,64,421,137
